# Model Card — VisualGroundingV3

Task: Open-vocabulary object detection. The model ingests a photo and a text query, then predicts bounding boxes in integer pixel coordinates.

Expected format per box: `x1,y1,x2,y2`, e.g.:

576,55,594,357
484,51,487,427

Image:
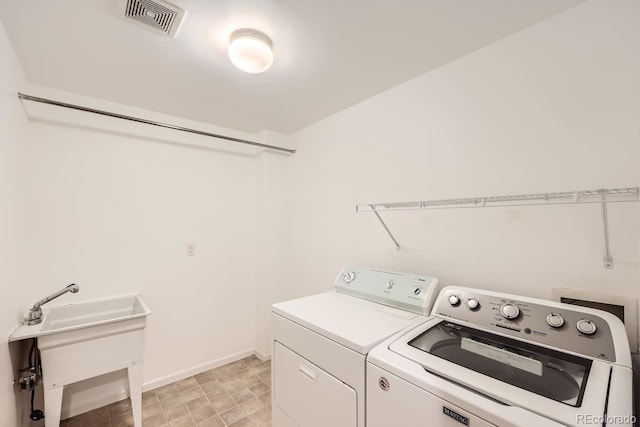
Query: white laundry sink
8,294,151,427
9,294,150,341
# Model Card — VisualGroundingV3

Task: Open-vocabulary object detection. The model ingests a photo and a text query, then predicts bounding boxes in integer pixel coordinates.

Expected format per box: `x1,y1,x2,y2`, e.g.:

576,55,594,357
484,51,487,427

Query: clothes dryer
271,265,439,427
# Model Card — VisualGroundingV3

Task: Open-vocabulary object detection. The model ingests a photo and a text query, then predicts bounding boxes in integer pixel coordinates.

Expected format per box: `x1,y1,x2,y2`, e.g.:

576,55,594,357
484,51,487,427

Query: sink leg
44,385,64,427
127,364,143,427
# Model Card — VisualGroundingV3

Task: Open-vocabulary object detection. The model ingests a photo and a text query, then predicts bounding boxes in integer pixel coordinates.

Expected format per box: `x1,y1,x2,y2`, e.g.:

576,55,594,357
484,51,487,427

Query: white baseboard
254,348,271,361
143,348,259,391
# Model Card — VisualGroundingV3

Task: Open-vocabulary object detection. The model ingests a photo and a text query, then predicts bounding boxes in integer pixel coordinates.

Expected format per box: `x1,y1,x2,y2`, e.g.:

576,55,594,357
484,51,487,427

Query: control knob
546,314,565,328
467,299,480,310
412,287,422,296
500,303,520,320
386,280,394,289
448,295,461,306
343,271,356,283
576,319,597,335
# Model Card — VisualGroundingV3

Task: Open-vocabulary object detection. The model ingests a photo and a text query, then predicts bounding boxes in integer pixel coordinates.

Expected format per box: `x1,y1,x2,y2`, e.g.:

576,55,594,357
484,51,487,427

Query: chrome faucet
26,284,80,325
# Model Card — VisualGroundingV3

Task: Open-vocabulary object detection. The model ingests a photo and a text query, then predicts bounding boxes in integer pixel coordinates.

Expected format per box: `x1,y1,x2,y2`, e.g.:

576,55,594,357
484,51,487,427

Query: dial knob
546,314,565,328
500,303,520,320
448,295,461,306
467,299,480,310
386,280,394,289
343,271,356,283
576,319,597,335
413,287,422,296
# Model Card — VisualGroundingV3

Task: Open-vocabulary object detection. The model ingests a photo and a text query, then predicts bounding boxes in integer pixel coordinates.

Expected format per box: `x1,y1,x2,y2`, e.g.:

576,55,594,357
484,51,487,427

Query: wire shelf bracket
356,187,640,268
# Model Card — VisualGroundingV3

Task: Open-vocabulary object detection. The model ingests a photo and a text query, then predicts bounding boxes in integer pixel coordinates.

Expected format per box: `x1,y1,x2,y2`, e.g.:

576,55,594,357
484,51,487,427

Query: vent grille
124,0,184,37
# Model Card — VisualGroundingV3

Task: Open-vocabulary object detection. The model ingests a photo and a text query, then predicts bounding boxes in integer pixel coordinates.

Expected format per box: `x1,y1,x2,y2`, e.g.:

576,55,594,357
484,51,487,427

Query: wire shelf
357,187,639,212
356,187,639,269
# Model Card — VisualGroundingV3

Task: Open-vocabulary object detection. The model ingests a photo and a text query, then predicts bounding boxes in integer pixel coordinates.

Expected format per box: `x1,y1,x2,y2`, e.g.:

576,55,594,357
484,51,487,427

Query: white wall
2,0,639,422
286,0,640,319
255,137,292,356
0,11,293,418
0,21,30,427
1,64,288,421
282,0,640,407
18,93,268,417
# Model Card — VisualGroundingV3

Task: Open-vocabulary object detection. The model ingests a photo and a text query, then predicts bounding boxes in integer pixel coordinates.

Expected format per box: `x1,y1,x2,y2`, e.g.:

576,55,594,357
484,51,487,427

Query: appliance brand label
443,406,469,425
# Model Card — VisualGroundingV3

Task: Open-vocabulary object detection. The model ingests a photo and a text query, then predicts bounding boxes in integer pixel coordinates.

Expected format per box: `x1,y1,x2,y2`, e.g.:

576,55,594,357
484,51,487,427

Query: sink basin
8,294,150,341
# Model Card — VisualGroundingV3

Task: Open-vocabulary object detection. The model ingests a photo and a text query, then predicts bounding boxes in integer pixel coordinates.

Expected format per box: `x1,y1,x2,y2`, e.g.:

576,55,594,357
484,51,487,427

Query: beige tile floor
60,355,272,427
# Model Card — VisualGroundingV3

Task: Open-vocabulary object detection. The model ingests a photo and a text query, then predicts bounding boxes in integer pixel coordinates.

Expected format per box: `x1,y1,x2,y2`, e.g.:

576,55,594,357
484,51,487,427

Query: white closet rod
356,187,639,269
17,93,296,154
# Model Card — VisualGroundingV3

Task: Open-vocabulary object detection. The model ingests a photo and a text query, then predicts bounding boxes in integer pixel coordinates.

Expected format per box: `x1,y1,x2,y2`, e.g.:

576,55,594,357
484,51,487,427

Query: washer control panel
434,286,616,361
335,265,439,316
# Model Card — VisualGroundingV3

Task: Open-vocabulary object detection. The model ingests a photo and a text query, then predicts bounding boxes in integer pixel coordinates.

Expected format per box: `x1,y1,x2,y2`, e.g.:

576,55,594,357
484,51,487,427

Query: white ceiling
0,0,584,134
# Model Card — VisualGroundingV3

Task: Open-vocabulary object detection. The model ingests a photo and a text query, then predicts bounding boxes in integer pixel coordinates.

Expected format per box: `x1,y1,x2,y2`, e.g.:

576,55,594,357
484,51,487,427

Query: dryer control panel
433,286,619,362
335,265,439,316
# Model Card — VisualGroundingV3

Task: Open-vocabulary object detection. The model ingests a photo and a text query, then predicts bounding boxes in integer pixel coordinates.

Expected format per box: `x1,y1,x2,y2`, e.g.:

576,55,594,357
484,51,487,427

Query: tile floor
60,355,272,427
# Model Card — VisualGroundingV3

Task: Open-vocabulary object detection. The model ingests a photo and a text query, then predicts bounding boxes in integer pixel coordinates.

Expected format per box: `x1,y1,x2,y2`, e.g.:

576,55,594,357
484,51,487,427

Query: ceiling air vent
122,0,185,37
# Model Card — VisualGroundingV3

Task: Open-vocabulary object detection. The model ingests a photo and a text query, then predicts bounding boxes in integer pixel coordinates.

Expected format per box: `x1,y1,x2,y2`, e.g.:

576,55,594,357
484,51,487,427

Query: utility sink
8,294,151,427
9,294,150,341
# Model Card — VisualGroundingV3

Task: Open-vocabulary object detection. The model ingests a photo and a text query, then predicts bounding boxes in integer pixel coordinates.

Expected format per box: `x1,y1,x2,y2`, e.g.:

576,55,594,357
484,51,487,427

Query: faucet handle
25,307,43,325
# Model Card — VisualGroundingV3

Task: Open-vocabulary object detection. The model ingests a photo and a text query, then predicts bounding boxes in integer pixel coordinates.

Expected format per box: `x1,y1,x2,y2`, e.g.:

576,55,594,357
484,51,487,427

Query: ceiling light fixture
228,29,274,74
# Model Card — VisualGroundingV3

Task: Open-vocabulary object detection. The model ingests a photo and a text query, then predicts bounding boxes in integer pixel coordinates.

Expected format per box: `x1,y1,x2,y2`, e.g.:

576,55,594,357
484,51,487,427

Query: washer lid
272,291,426,354
407,320,591,406
382,318,616,426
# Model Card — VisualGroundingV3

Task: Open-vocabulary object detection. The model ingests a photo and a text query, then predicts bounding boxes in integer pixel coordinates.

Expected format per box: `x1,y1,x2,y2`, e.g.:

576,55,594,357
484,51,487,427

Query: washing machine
271,265,439,427
367,286,634,427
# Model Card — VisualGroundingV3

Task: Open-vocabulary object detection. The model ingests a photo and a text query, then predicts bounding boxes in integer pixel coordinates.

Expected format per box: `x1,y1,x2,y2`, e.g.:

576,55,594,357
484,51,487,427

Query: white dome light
228,29,273,73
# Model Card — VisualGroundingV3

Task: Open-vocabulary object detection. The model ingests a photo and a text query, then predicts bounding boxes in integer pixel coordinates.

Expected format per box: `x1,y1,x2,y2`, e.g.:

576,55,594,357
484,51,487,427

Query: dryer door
273,342,357,427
